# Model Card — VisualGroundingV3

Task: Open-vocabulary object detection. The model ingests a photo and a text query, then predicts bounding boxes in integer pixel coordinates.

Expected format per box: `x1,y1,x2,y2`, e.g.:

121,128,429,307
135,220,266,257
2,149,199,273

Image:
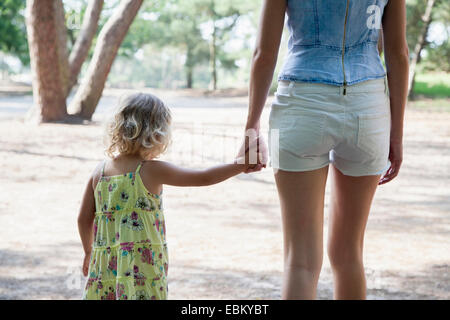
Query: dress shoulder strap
101,159,106,178
135,160,145,175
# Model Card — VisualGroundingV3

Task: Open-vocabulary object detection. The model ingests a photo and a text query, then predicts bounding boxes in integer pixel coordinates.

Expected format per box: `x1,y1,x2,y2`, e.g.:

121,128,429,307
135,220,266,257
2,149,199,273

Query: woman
244,0,409,299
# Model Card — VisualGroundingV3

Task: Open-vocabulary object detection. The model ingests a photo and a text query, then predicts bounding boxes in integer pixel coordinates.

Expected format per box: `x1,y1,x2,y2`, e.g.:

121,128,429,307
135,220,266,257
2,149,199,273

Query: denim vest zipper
341,0,350,95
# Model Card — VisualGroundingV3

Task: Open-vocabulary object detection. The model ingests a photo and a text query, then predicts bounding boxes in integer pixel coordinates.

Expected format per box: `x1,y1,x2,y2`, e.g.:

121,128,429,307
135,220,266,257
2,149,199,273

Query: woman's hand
379,138,403,185
235,127,268,173
381,0,408,186
243,0,285,172
82,251,91,277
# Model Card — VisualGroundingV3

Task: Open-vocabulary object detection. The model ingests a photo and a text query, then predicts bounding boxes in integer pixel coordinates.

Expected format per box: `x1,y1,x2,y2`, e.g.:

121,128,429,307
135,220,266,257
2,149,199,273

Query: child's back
83,160,168,300
77,92,259,300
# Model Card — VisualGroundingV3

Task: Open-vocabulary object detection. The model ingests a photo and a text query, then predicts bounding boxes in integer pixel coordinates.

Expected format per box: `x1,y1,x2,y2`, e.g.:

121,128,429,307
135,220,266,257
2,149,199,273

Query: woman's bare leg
327,164,381,299
274,165,329,299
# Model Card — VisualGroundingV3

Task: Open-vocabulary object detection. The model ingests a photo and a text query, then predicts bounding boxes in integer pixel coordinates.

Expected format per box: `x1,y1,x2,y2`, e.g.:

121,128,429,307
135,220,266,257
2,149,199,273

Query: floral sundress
83,161,168,300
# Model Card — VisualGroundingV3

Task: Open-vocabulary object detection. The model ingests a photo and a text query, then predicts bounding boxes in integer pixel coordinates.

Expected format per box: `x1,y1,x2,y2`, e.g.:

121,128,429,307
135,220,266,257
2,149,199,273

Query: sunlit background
0,0,449,300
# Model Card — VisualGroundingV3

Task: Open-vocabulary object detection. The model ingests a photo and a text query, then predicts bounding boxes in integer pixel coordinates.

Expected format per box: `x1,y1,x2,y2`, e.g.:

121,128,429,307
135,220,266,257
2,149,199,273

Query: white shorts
268,77,391,176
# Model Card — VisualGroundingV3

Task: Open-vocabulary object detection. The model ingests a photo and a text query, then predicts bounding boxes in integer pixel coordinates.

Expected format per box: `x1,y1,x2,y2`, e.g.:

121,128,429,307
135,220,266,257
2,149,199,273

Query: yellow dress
83,161,168,300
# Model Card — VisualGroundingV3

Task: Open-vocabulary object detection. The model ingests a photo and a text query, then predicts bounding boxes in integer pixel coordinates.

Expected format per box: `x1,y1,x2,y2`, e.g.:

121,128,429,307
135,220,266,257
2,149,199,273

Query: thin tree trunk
67,0,104,95
186,66,193,89
408,0,436,98
209,24,217,91
54,0,70,97
185,45,194,88
68,0,143,120
208,0,218,91
25,0,67,122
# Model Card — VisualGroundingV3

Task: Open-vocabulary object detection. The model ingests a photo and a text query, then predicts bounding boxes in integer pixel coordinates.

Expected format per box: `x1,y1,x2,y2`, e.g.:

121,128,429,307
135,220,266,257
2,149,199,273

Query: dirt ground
0,89,449,299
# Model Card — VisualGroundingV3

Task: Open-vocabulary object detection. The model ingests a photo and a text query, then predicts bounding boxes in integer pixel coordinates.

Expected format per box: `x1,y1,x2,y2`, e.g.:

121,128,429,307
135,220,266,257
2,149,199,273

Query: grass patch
413,72,450,98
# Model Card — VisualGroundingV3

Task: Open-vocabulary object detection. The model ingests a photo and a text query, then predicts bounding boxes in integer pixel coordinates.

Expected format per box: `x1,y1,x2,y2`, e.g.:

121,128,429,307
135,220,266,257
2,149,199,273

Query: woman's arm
144,160,246,187
246,0,287,131
379,0,409,184
382,0,409,142
240,0,286,172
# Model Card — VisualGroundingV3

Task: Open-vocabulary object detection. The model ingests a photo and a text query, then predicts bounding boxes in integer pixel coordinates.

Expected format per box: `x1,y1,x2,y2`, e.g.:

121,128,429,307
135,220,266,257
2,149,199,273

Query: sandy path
0,91,449,299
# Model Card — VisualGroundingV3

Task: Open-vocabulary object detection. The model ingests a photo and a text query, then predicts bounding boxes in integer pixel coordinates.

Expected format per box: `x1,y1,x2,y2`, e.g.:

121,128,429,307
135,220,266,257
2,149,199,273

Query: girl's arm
246,0,286,132
77,169,98,276
144,160,246,187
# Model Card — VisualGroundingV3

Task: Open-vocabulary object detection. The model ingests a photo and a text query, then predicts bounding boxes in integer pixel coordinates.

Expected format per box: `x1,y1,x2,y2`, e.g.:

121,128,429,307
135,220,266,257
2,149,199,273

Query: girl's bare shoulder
141,159,174,174
140,159,166,193
91,160,106,190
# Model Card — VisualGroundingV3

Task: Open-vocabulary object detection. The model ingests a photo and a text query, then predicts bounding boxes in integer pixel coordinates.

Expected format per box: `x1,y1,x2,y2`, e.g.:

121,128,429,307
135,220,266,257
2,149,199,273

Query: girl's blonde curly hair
105,93,172,159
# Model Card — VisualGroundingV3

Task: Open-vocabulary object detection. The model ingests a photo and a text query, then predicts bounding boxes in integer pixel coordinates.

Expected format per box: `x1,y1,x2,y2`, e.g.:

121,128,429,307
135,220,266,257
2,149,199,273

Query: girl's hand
82,251,91,277
379,138,403,185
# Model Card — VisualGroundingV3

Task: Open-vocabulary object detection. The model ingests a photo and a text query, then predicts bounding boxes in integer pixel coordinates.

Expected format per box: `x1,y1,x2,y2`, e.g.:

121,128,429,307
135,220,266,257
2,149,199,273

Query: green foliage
0,0,29,64
425,40,450,72
406,0,450,71
123,0,208,59
424,0,450,72
120,0,256,87
413,72,450,98
64,0,88,50
2,0,448,91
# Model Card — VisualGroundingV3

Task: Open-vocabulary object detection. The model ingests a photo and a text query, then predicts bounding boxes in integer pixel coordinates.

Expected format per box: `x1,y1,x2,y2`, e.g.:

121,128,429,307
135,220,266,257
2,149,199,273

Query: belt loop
288,81,294,97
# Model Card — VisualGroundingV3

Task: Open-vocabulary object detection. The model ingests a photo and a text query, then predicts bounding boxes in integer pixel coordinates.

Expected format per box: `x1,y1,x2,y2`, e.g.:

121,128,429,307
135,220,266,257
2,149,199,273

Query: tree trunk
209,24,217,91
408,0,436,99
186,66,193,89
67,0,104,95
25,0,67,122
185,45,194,88
68,0,143,120
54,0,70,97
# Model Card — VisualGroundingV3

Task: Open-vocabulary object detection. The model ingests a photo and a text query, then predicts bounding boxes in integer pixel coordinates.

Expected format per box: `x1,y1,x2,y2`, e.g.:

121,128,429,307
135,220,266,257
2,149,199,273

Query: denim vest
278,0,388,88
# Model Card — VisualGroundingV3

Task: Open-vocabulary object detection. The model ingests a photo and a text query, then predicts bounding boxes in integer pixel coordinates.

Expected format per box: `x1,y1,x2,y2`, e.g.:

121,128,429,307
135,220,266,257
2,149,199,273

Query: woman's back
83,161,168,300
279,0,389,86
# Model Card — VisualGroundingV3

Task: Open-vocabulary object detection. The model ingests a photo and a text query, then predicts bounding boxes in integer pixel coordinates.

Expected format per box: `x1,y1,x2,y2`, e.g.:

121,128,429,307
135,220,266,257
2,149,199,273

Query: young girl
77,93,258,300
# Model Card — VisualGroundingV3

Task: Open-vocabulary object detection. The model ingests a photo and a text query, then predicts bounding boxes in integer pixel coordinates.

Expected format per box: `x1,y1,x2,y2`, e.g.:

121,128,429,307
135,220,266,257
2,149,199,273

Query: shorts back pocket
357,112,390,158
273,109,328,157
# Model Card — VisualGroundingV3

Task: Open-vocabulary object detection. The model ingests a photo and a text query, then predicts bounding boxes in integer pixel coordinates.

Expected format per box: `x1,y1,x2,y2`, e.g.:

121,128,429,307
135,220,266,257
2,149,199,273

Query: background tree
54,0,70,96
68,0,143,119
202,0,241,91
67,0,104,93
2,0,447,123
419,0,450,73
141,0,210,88
127,0,245,90
0,0,29,65
160,1,210,89
25,0,67,122
24,0,142,123
407,0,438,99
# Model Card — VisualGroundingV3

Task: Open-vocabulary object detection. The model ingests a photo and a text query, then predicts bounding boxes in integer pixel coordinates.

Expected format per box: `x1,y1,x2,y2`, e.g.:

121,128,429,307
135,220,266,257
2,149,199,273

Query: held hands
234,128,269,173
